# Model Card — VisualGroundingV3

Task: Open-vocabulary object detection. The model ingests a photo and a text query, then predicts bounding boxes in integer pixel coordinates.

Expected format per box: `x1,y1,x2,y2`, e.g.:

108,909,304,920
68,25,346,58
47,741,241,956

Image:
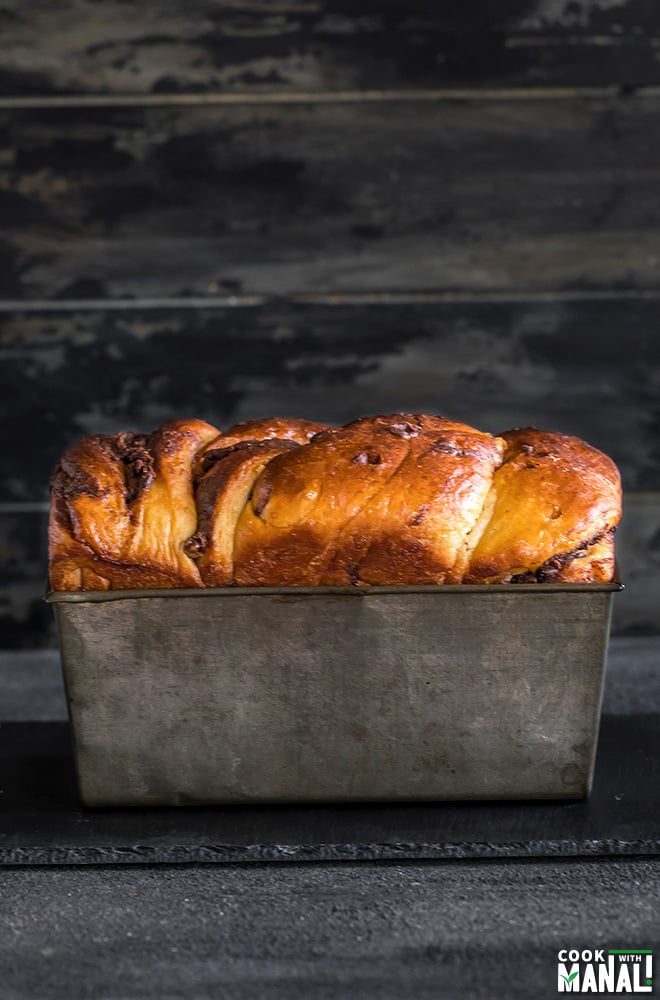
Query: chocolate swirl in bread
49,419,219,590
49,414,621,591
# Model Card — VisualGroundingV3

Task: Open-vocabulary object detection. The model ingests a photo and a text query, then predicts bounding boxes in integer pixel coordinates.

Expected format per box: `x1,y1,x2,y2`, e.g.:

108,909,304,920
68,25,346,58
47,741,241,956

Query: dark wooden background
2,0,659,644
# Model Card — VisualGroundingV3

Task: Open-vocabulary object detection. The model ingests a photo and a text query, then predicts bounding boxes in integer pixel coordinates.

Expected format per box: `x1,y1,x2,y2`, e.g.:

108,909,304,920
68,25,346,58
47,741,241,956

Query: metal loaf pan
47,581,621,806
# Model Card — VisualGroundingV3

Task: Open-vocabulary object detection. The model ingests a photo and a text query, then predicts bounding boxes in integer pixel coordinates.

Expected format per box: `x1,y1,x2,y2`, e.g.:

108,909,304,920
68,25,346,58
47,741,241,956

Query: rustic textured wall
1,1,658,644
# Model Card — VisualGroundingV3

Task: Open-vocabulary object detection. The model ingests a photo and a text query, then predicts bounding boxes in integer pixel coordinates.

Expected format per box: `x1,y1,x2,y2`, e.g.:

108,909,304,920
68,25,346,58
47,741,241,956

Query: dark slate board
2,299,659,501
1,710,659,865
1,0,659,96
2,97,660,300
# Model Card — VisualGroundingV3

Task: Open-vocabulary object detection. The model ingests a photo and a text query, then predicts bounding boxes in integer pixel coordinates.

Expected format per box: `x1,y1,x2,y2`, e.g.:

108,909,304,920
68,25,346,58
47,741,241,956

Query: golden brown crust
216,416,328,447
194,417,328,480
49,419,219,590
464,428,621,583
187,439,301,586
508,532,616,584
49,415,622,591
232,415,506,585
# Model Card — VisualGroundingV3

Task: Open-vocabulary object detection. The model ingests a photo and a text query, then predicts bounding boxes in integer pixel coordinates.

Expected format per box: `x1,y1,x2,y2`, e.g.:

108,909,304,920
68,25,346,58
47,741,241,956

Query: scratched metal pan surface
47,582,621,807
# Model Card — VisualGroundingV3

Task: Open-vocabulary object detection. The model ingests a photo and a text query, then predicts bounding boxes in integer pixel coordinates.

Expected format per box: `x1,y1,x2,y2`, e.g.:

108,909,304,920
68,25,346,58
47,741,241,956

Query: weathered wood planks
2,98,660,300
2,299,658,501
1,0,659,97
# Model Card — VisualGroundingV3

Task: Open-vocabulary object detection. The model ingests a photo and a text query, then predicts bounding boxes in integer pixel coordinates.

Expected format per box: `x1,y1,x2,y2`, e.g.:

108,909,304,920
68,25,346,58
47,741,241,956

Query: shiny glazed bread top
48,413,621,590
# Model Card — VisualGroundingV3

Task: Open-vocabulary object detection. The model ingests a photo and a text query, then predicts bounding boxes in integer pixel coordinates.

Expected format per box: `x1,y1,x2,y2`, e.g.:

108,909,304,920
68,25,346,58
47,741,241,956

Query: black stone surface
1,638,659,867
2,857,660,1000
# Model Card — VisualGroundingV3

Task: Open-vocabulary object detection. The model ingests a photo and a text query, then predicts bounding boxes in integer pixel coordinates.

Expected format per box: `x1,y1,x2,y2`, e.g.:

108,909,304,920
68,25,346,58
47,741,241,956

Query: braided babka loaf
48,414,621,590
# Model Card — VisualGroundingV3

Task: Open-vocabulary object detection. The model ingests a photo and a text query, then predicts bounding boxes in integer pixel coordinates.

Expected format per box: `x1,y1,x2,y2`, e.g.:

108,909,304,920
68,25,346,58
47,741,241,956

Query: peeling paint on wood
2,99,660,299
614,493,660,635
1,300,659,502
0,0,658,96
0,510,53,647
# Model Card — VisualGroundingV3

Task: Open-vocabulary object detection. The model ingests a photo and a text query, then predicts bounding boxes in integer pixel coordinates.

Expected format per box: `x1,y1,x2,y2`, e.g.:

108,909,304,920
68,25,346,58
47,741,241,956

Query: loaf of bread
49,413,621,590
